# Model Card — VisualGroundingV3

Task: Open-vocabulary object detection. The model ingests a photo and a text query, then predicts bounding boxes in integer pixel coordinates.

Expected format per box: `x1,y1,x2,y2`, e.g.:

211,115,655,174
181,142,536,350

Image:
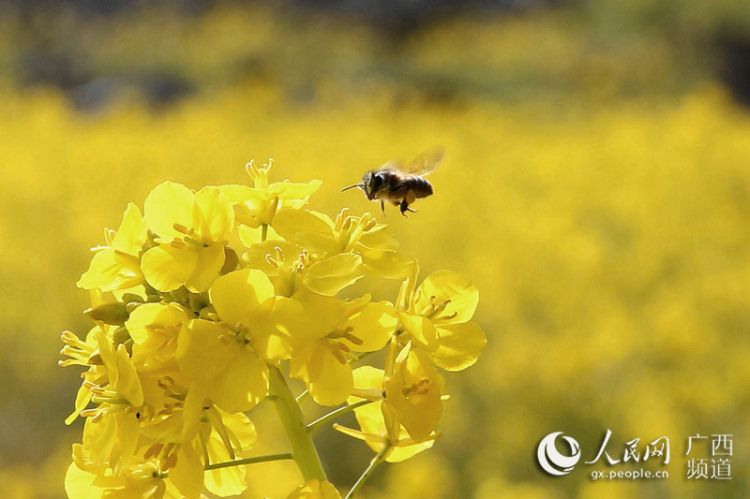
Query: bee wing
403,146,445,176
378,160,403,171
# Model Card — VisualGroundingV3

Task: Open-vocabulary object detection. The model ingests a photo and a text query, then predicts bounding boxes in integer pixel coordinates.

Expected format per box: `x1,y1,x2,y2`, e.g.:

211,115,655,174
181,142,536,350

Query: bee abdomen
410,176,433,198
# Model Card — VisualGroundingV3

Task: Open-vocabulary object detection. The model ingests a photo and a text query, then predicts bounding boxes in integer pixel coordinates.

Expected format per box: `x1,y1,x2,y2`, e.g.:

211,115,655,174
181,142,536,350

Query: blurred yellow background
1,1,749,497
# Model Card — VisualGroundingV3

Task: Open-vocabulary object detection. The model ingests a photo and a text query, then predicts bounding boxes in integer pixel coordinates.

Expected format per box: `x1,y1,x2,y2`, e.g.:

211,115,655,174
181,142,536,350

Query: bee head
362,171,384,200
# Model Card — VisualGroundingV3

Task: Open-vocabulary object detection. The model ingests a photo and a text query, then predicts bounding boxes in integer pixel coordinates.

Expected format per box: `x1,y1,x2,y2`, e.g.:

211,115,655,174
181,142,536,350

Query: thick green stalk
268,366,327,481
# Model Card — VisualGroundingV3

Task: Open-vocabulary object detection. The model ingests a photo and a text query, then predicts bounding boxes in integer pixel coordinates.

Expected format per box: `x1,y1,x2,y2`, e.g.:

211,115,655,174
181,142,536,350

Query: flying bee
342,146,444,216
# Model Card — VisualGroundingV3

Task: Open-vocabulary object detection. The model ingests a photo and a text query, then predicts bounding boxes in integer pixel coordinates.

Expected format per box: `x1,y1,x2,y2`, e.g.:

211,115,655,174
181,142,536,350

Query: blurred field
1,2,750,498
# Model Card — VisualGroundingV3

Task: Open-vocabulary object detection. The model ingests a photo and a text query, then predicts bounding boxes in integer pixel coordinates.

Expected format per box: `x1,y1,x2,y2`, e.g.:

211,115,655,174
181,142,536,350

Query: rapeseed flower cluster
61,162,486,498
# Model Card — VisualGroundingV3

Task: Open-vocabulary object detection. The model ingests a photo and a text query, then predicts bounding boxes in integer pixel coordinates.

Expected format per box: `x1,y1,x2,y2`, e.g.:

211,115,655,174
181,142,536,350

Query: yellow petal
220,411,258,451
170,444,204,499
194,186,234,242
125,303,187,345
185,243,225,293
345,301,398,352
141,245,198,292
360,249,415,280
204,460,246,497
302,253,363,296
212,349,269,413
350,400,388,453
176,320,234,382
384,349,443,441
204,413,255,497
66,384,93,425
289,291,346,340
181,385,208,442
218,184,255,204
398,313,437,349
114,344,144,407
113,412,140,474
252,301,295,361
242,240,298,277
209,269,275,325
268,179,322,201
431,322,487,371
272,209,333,241
352,366,384,392
64,463,97,498
415,270,479,325
385,439,435,463
233,190,273,227
308,348,353,406
111,202,147,255
358,224,398,251
143,181,196,241
77,250,142,292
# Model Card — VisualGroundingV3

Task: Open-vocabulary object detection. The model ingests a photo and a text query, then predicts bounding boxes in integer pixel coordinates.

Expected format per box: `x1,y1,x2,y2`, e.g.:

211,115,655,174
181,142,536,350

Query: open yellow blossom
67,440,202,499
220,160,321,245
65,458,173,499
273,208,415,279
138,407,258,498
141,182,234,292
335,366,436,463
175,268,284,417
74,329,144,473
397,267,487,371
78,203,148,292
288,291,398,405
126,302,191,371
243,240,363,297
202,411,258,497
382,342,445,441
176,319,269,416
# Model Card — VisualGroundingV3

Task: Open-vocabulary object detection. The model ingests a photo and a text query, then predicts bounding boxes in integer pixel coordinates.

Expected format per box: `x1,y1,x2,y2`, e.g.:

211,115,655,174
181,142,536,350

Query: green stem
261,223,268,242
268,366,327,481
344,443,391,499
307,399,375,435
295,388,309,403
204,452,294,471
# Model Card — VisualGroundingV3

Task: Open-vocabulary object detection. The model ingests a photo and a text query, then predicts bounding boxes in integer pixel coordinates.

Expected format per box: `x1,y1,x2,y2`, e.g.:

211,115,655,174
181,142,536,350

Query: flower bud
84,302,129,325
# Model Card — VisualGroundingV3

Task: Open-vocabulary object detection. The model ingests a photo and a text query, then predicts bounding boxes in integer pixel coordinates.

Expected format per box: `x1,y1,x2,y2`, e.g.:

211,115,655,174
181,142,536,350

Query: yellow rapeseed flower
335,366,436,463
78,203,148,292
243,240,364,297
397,267,486,371
126,302,190,371
175,268,287,420
274,208,415,280
141,182,234,292
221,159,321,245
287,291,398,405
382,342,445,442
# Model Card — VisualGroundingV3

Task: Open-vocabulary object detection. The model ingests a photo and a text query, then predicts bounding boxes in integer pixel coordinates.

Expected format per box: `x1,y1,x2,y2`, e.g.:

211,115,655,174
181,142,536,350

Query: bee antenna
341,183,364,192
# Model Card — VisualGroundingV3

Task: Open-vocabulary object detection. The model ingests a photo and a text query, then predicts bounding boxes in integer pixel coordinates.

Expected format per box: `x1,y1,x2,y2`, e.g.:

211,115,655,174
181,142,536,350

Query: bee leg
380,200,385,215
405,190,417,205
400,199,416,216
